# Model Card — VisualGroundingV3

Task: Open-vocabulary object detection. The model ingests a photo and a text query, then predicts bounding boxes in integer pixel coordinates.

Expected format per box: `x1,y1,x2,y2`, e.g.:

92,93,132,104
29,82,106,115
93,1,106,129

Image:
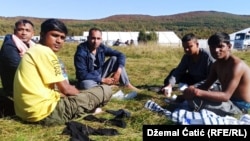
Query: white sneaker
124,91,137,100
111,90,125,100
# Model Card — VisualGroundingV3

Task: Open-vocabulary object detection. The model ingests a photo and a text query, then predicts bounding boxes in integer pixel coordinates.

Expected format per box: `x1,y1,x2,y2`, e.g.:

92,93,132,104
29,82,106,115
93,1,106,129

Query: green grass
0,41,250,141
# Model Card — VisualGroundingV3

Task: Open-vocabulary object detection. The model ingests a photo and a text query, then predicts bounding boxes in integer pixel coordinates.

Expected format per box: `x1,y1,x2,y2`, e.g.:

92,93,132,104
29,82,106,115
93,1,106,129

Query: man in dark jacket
0,19,35,97
74,27,139,91
160,33,216,97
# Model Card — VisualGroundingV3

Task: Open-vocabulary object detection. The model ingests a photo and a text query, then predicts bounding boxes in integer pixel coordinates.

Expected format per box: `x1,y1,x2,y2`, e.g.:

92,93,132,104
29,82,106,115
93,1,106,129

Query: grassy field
0,41,250,141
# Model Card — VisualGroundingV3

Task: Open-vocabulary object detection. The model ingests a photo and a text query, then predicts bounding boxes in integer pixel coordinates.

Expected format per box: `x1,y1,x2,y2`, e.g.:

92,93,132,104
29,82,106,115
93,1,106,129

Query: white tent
156,31,181,46
82,31,181,46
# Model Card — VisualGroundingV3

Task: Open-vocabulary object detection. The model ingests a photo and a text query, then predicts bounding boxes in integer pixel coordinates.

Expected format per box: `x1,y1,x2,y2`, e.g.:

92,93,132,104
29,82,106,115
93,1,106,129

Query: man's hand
102,78,115,85
182,86,198,100
112,67,122,84
161,84,172,97
56,81,79,96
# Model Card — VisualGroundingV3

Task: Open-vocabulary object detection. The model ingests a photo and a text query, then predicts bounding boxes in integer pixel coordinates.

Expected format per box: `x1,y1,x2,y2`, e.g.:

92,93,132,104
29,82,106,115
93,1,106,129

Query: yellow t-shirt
14,44,65,122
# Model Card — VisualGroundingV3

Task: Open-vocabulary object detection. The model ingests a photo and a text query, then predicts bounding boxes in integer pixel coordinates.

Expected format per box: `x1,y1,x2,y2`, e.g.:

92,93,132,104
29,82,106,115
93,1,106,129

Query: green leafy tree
138,30,158,44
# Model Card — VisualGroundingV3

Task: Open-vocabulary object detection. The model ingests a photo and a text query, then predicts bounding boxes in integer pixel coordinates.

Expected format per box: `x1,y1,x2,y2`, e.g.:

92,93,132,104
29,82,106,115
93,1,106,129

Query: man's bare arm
55,80,79,96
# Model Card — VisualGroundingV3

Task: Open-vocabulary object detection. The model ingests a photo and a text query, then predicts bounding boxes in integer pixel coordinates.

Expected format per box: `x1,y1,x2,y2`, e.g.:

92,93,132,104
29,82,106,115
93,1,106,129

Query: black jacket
0,34,22,97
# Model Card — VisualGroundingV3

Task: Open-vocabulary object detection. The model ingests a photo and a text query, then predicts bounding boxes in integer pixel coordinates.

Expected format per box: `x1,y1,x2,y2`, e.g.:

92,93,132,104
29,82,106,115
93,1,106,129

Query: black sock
83,115,106,123
62,121,119,141
83,115,126,128
106,109,131,118
106,118,126,128
93,128,119,136
62,121,93,141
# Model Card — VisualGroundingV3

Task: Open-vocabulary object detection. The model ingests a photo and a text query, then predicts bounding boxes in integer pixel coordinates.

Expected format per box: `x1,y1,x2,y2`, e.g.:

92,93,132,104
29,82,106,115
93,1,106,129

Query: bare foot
125,83,141,92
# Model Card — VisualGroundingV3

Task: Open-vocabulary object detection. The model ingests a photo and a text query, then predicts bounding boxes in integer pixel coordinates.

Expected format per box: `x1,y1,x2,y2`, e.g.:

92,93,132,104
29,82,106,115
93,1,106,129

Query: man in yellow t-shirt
14,19,112,125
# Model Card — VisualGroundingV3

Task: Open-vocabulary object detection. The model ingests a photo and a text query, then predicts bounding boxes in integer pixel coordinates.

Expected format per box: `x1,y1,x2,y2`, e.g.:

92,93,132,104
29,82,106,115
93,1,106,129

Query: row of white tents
80,29,249,48
81,31,181,46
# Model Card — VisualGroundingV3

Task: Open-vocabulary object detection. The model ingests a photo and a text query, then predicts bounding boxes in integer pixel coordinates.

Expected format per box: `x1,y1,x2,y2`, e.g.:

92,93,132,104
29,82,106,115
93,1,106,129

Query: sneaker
112,90,137,100
111,90,125,100
124,91,137,100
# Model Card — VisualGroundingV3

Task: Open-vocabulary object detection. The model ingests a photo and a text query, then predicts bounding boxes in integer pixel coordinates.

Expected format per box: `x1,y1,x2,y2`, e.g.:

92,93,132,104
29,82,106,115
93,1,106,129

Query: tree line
0,11,250,39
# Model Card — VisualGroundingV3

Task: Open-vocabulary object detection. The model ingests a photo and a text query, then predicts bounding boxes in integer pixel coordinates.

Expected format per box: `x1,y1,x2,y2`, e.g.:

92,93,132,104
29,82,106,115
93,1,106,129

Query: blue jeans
78,56,130,90
231,98,250,112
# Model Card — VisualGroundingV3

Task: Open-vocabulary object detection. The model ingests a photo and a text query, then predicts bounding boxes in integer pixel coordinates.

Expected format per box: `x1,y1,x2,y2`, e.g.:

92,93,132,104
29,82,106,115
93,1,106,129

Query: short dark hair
14,19,34,31
181,33,197,42
40,19,68,35
208,32,230,46
88,27,102,35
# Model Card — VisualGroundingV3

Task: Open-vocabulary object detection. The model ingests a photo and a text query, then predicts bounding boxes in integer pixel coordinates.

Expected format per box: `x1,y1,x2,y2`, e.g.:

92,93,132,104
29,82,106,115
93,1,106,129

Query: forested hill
0,11,250,38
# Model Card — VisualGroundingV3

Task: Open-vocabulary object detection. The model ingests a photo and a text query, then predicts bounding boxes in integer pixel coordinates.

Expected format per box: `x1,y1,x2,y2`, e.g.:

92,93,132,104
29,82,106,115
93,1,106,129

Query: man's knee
100,85,112,101
84,85,112,103
77,80,98,90
110,56,117,62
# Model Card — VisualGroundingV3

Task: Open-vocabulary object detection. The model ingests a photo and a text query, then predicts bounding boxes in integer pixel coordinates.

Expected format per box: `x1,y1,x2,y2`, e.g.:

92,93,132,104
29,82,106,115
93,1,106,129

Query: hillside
0,11,250,38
